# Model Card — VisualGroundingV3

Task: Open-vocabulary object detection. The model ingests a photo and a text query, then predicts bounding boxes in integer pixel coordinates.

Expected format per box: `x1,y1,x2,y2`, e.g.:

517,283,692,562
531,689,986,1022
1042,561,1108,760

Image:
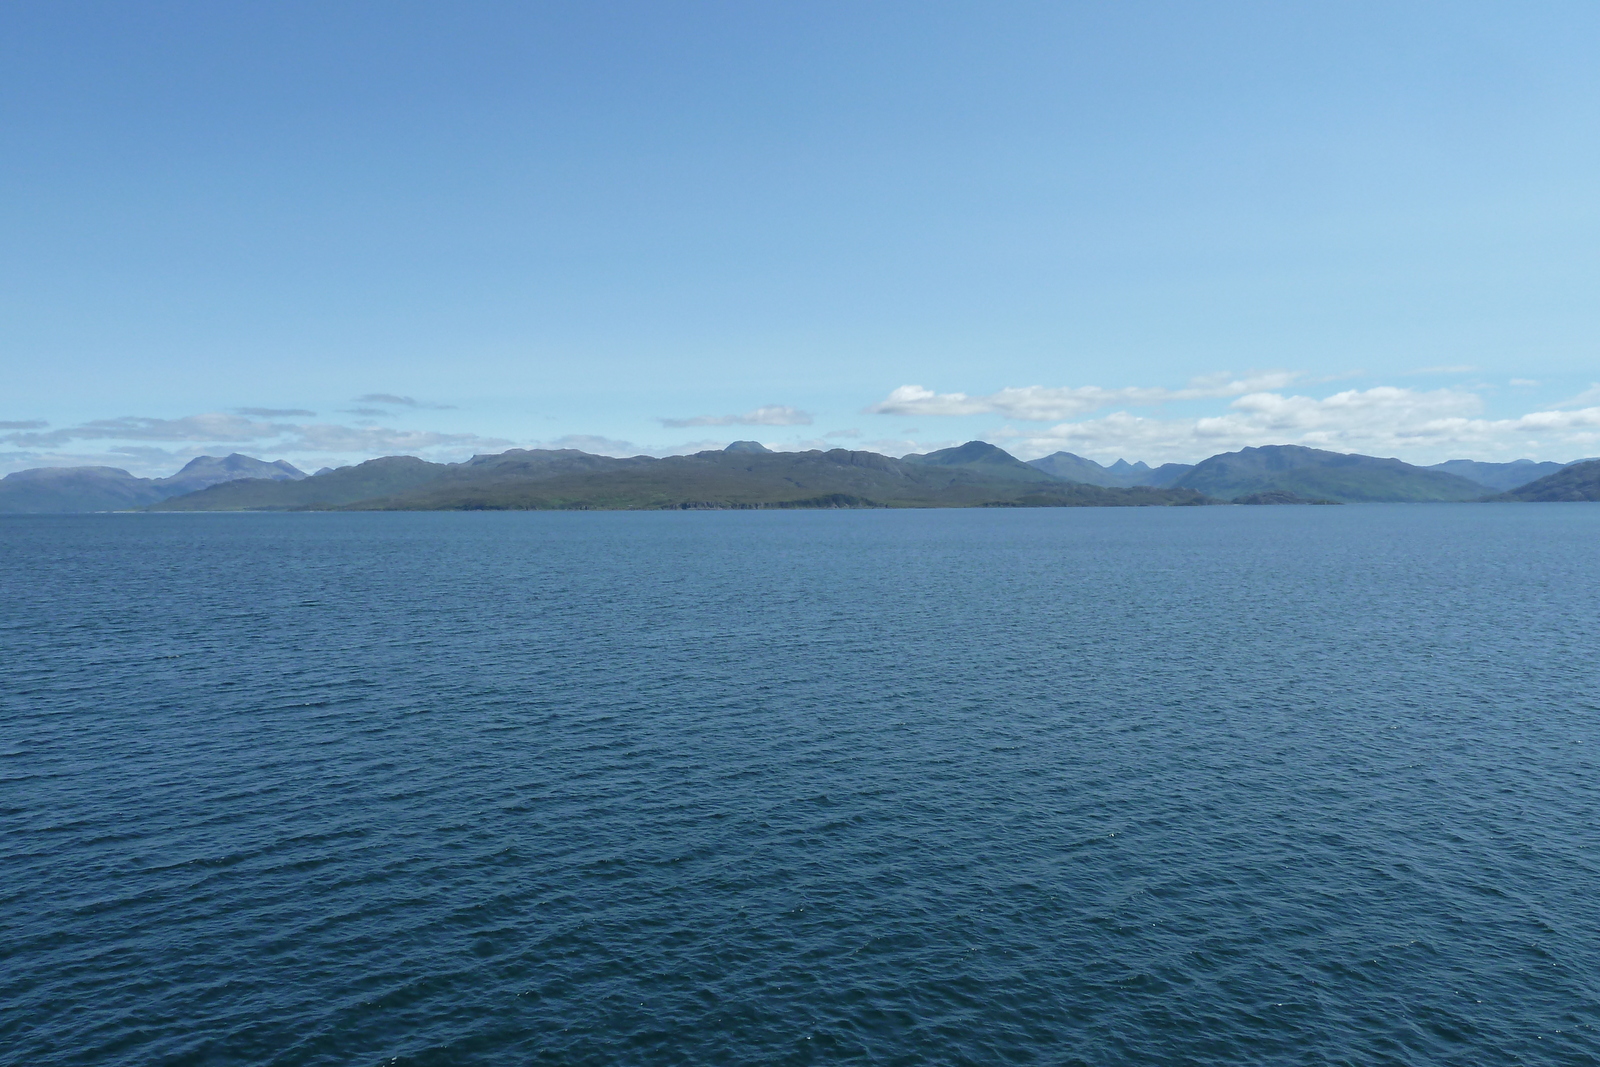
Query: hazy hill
1026,451,1195,488
1142,462,1197,488
1486,459,1600,502
0,453,305,513
1026,451,1129,485
0,466,168,513
1426,458,1572,492
156,453,305,495
150,456,450,510
1175,445,1486,503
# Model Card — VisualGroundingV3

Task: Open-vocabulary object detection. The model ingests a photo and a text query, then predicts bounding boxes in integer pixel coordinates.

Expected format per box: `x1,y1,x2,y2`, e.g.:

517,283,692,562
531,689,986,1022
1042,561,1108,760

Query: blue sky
4,0,1600,475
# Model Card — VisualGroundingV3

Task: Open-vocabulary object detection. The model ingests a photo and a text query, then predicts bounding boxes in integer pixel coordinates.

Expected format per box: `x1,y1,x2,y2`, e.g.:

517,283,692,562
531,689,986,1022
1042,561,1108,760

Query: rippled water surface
5,506,1600,1065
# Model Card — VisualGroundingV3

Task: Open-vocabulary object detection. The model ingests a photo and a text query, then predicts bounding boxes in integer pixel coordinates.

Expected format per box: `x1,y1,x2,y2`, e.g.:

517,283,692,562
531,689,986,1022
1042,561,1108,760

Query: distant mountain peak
724,440,772,454
904,441,1058,483
155,454,306,496
1027,451,1184,488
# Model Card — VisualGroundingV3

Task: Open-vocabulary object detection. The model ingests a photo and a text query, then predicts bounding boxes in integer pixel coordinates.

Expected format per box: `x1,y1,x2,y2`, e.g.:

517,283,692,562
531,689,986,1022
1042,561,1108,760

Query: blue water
4,506,1599,1065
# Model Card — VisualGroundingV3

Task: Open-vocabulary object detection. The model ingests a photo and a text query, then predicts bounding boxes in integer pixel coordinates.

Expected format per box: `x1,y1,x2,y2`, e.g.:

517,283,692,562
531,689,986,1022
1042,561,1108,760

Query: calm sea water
4,506,1600,1066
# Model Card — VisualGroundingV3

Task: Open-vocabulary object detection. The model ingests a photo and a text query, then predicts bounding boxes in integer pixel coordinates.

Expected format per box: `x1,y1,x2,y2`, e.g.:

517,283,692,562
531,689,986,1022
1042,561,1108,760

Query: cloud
659,405,813,428
0,411,509,476
545,434,645,456
1547,383,1600,410
866,372,1299,420
356,393,455,410
3,413,290,448
0,420,48,430
236,407,316,417
1409,365,1478,375
278,424,511,454
1509,379,1540,388
341,407,390,416
998,386,1600,463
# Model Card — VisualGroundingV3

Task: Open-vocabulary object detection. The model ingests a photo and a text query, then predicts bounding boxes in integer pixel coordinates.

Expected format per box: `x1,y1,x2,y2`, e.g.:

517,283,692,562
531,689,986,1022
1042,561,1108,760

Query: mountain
1105,458,1154,482
1140,462,1195,488
150,442,1211,511
1027,452,1128,486
0,453,306,513
1486,459,1600,502
155,453,305,495
1025,451,1195,488
0,467,169,513
1175,445,1486,503
1426,458,1574,492
903,441,1060,483
150,456,451,510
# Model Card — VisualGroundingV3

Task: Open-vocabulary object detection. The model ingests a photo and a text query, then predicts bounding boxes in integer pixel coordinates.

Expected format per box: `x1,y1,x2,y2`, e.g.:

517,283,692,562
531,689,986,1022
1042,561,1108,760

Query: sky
4,0,1600,476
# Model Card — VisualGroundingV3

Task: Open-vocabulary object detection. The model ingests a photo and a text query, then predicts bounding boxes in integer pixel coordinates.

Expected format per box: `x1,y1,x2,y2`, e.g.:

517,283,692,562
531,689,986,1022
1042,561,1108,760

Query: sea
4,505,1599,1066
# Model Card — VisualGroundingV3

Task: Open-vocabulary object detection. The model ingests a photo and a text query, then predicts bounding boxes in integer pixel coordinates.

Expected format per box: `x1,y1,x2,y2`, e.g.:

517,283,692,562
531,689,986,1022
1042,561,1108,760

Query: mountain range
0,454,305,514
1025,449,1576,495
150,441,1212,511
2,443,1595,513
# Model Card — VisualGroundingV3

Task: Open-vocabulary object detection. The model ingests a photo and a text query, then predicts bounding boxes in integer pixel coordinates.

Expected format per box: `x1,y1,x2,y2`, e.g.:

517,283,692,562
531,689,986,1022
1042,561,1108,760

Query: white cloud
356,393,456,410
659,405,813,428
544,434,645,456
0,411,513,476
278,424,511,454
998,387,1600,463
537,434,749,457
1547,383,1600,410
866,371,1299,420
2,413,291,447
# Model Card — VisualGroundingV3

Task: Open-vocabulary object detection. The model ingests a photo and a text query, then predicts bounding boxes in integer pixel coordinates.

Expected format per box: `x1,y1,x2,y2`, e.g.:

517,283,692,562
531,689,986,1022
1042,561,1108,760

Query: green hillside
150,456,450,510
1486,459,1600,502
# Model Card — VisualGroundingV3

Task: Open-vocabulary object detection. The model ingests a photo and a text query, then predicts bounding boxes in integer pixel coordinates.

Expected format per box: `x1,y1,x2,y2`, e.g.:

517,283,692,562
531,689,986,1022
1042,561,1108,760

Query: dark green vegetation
1172,445,1487,503
1231,490,1341,505
1486,459,1600,502
0,454,303,514
147,442,1208,511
